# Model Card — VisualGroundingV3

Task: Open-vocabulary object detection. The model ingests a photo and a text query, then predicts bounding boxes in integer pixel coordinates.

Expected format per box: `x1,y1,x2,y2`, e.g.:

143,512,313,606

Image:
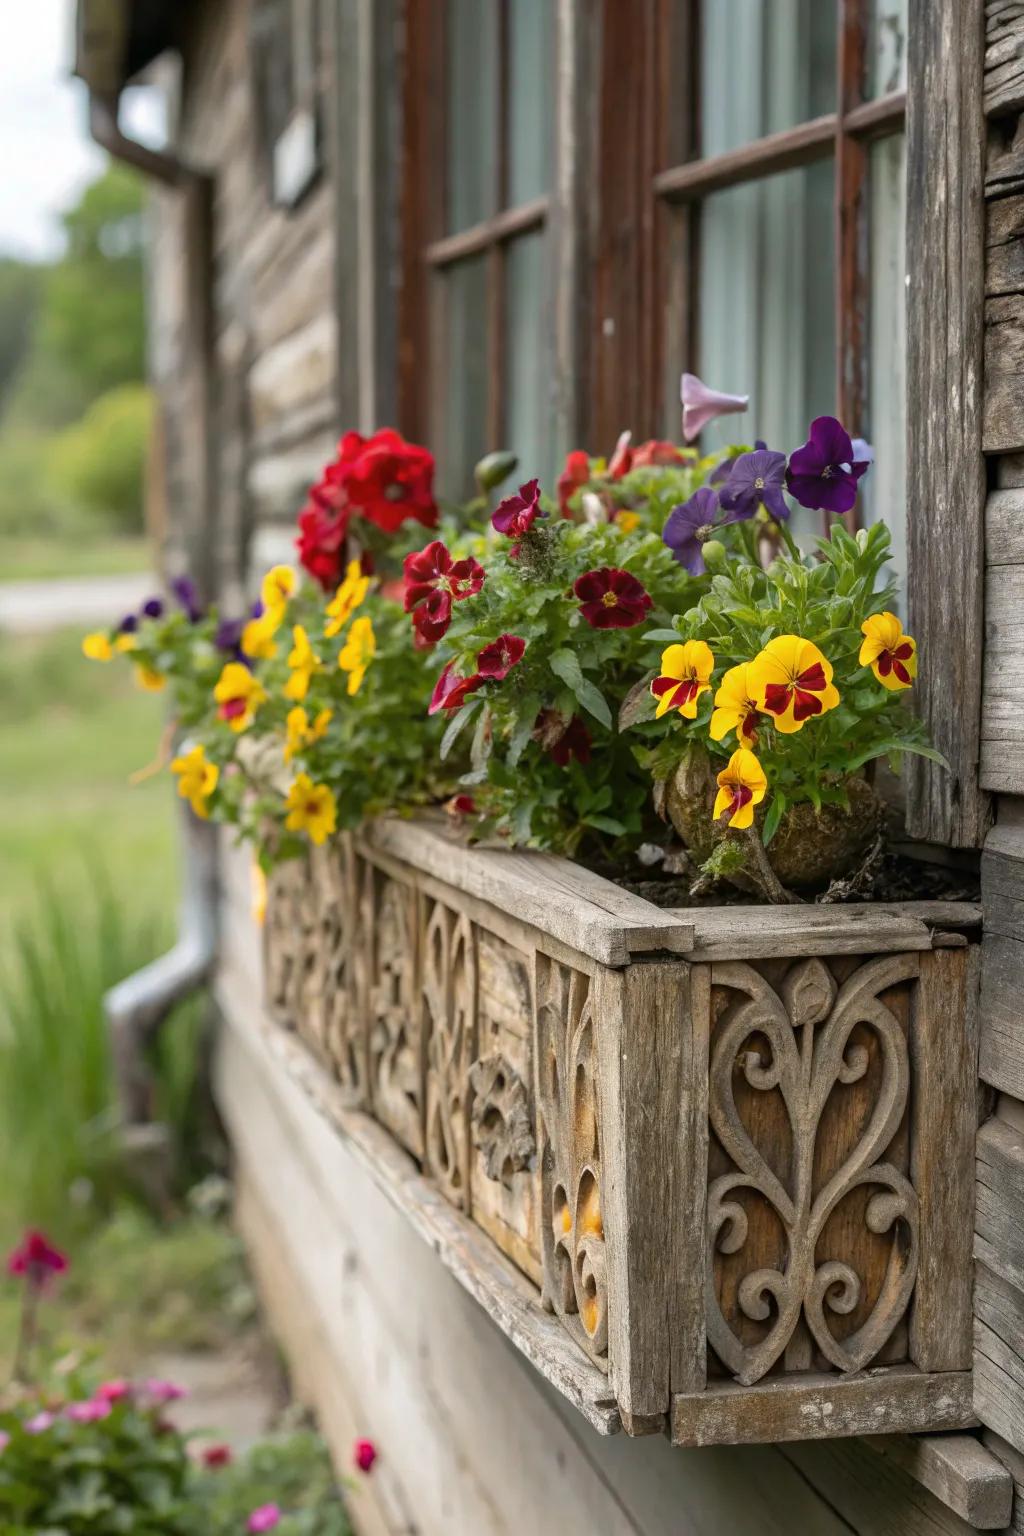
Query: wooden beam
905,0,990,847
863,1434,1014,1529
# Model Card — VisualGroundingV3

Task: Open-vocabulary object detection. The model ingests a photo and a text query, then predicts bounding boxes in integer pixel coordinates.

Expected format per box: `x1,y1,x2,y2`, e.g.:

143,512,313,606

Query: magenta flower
247,1505,282,1533
574,567,653,629
7,1231,68,1292
24,1411,54,1435
785,416,871,514
476,634,526,680
719,446,789,522
142,1378,187,1404
96,1379,131,1402
354,1438,378,1474
67,1398,111,1423
680,373,749,442
428,662,483,715
492,478,544,539
663,487,745,576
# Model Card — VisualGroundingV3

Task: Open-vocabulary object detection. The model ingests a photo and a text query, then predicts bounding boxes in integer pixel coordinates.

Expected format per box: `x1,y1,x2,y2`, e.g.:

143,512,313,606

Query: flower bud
701,538,727,570
475,450,519,494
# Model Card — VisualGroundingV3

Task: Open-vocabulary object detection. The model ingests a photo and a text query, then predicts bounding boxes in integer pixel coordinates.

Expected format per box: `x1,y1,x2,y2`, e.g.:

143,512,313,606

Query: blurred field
0,535,149,581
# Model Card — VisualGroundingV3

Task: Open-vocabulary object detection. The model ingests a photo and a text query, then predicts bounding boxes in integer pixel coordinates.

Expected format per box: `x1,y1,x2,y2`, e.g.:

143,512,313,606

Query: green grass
0,535,151,581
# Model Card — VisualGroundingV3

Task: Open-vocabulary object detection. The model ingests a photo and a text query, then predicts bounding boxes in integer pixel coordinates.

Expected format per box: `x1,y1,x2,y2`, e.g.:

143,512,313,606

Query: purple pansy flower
719,446,789,522
171,576,203,622
785,416,871,514
142,597,164,619
215,616,246,652
117,613,138,635
663,487,745,576
680,373,749,442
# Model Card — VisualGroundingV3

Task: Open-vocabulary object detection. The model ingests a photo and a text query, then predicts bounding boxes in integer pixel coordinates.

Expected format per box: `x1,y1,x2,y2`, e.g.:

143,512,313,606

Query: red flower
403,541,485,644
557,451,591,516
354,1439,378,1474
429,662,483,715
336,429,438,534
573,567,653,629
549,714,592,767
608,430,633,479
476,634,525,680
297,492,350,590
492,479,543,539
631,439,687,469
446,794,477,817
7,1231,68,1291
203,1443,233,1468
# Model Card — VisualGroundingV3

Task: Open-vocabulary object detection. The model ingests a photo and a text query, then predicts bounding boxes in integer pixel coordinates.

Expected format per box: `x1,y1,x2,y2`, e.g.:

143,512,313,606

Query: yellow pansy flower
713,748,768,830
710,662,761,749
114,633,138,653
284,772,337,846
650,640,715,720
325,559,370,638
82,632,112,662
284,705,333,762
135,664,166,692
261,564,297,614
284,625,321,701
251,860,268,926
747,635,840,734
214,661,267,733
241,609,281,660
859,611,917,691
616,511,641,535
338,614,376,696
171,744,219,819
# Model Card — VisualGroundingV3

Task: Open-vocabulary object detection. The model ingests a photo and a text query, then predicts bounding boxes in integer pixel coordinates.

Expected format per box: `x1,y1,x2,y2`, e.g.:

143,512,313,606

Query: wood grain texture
862,1433,1013,1529
986,0,1024,116
906,0,990,847
979,821,1024,1091
982,1429,1024,1534
975,1116,1024,1296
671,1367,975,1448
909,947,978,1372
665,902,980,960
974,1262,1024,1454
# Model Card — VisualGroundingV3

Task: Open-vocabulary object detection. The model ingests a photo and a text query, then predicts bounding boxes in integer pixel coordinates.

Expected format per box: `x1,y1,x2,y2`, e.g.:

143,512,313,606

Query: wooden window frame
251,0,323,211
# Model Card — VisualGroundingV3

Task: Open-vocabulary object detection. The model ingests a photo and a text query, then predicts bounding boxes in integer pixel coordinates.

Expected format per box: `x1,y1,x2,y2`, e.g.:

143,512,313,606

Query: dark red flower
549,714,592,767
203,1443,233,1469
297,491,351,590
403,540,485,643
631,439,687,469
573,567,653,629
428,662,483,715
7,1231,68,1291
354,1438,378,1474
336,428,438,534
446,794,477,817
492,479,544,539
557,451,591,516
607,431,633,479
476,634,526,680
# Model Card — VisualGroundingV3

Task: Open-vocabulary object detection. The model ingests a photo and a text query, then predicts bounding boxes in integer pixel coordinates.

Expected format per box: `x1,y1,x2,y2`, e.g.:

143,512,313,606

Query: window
403,0,556,499
251,0,322,208
655,0,908,566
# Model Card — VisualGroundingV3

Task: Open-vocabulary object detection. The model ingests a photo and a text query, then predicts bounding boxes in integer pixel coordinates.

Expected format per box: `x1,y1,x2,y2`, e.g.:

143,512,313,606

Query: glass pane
869,0,909,97
697,159,836,550
699,0,837,157
446,0,499,232
864,133,907,590
508,0,554,206
505,231,556,490
434,256,489,500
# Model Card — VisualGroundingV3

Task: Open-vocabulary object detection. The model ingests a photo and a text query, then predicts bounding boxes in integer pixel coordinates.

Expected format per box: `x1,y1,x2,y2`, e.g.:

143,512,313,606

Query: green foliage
192,1432,352,1535
50,384,152,532
0,260,42,413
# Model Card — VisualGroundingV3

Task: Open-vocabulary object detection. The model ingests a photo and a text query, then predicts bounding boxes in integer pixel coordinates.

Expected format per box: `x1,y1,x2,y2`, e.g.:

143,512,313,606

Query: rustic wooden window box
262,817,981,1446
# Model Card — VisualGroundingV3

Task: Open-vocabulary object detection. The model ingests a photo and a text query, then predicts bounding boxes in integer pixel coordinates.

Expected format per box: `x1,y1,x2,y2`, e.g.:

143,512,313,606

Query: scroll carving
367,875,424,1156
537,958,608,1366
311,841,369,1101
468,1053,534,1187
263,854,315,1028
423,903,476,1208
707,954,920,1386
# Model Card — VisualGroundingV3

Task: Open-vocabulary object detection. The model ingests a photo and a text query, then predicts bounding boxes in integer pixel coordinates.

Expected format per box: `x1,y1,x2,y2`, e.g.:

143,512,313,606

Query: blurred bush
48,383,152,532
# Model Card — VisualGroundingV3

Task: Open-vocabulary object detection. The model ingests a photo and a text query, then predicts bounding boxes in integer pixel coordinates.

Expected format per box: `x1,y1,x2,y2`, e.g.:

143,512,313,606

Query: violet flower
215,616,246,652
117,613,138,635
719,446,790,522
142,598,164,619
680,373,749,442
663,486,744,576
171,576,203,622
785,416,871,514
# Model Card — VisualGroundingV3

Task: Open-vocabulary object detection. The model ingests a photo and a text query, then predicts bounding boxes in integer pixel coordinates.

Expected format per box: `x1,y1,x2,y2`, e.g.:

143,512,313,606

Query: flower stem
743,826,803,905
11,1286,38,1385
779,521,802,562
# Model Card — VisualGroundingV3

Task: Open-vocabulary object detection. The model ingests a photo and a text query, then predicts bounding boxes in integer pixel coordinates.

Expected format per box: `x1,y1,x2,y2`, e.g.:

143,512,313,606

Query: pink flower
7,1230,68,1291
142,1379,187,1403
680,373,749,442
247,1505,282,1533
202,1442,233,1468
24,1411,54,1435
96,1379,131,1402
67,1398,111,1423
354,1438,378,1473
492,479,544,539
476,634,525,681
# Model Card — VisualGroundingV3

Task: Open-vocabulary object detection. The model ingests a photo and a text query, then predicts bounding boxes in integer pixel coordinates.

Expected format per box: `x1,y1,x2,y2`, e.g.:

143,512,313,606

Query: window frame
251,0,323,210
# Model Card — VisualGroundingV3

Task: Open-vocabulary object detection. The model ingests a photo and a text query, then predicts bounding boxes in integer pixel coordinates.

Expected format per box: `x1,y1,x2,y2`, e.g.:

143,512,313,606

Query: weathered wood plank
862,1433,1013,1530
979,933,1024,1093
982,1429,1024,1533
985,486,1024,563
360,817,694,967
982,561,1024,791
976,1117,1024,1296
984,300,1024,453
672,963,710,1398
664,902,980,961
974,1263,1024,1454
906,0,989,847
671,1368,975,1448
909,947,978,1372
986,0,1024,115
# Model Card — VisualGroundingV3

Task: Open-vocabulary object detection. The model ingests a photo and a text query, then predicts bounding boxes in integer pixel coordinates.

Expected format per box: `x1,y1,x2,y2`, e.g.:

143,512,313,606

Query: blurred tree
0,260,42,410
50,383,153,532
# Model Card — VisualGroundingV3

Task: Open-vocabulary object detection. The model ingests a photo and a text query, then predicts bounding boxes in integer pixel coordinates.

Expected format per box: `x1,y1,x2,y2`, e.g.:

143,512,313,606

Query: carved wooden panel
706,954,919,1387
536,956,608,1368
311,841,370,1102
263,853,315,1030
367,873,424,1156
423,901,476,1208
469,932,540,1281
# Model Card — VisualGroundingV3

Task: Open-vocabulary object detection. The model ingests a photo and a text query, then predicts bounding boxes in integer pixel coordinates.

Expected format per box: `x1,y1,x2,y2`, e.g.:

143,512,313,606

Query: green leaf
762,794,785,848
549,649,613,729
584,814,627,836
507,697,540,767
439,697,480,761
643,627,682,644
844,738,950,773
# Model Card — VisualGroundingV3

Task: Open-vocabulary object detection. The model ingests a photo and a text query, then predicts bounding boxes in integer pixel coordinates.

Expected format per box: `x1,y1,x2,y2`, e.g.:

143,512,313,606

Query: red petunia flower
630,439,687,469
336,428,438,534
403,540,485,644
203,1443,233,1468
492,479,544,539
476,634,525,680
573,567,653,629
296,491,350,590
429,662,483,715
607,430,633,479
7,1231,68,1292
446,794,477,817
354,1438,378,1474
557,451,591,516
